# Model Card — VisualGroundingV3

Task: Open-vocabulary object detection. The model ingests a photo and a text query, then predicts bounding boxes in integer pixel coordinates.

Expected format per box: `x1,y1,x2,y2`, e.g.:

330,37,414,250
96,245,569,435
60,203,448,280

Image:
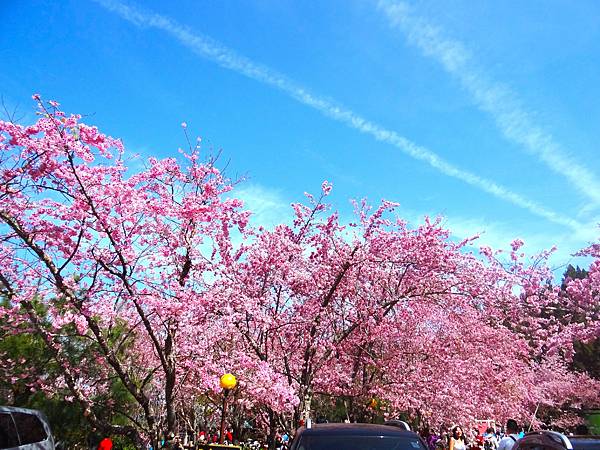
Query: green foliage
561,264,589,289
27,393,91,445
0,322,91,444
0,296,140,447
572,339,600,380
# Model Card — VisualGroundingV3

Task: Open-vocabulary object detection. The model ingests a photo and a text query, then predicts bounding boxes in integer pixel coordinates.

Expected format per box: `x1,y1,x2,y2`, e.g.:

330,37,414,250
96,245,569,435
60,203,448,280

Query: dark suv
290,423,427,450
570,436,600,450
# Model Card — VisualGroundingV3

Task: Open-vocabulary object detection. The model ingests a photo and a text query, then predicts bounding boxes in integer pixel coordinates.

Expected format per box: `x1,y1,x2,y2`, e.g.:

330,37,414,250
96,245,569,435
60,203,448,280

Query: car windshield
297,435,427,450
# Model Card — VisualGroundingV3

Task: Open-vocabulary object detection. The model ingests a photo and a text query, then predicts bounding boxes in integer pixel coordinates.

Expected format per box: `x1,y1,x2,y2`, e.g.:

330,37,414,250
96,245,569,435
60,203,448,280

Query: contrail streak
377,0,600,209
95,0,583,230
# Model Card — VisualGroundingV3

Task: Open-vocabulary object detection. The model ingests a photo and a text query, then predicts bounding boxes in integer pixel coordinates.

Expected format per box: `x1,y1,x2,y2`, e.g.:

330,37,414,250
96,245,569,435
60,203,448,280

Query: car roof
515,431,573,450
296,423,419,437
568,436,600,450
0,406,43,415
0,406,50,424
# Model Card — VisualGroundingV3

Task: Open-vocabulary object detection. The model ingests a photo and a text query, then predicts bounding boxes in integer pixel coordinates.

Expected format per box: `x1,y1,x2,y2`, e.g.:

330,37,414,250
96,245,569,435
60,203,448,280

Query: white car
0,406,57,450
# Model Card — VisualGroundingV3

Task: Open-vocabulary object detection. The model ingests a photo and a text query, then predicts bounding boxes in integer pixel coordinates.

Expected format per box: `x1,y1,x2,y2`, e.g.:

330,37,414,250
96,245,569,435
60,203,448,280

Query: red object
226,431,233,442
98,437,113,450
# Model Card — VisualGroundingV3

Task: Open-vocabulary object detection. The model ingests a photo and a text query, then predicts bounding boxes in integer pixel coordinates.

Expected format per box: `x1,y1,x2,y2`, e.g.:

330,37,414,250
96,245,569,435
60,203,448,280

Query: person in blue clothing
484,427,499,450
498,420,520,450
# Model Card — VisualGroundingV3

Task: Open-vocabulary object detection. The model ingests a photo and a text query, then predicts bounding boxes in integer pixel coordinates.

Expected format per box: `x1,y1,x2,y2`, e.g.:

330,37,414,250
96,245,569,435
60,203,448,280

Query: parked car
0,406,57,450
569,436,600,450
513,431,573,450
290,423,427,450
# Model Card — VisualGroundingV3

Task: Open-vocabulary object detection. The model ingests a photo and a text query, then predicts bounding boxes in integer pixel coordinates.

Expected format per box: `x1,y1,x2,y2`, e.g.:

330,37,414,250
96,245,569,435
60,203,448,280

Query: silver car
0,406,56,450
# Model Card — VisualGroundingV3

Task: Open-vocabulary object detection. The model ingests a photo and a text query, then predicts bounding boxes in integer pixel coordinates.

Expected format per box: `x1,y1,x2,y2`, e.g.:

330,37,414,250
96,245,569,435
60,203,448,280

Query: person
498,420,519,450
484,427,499,450
172,436,184,450
87,430,102,450
449,426,468,450
471,428,484,450
163,432,176,449
421,427,432,444
439,428,450,450
421,426,440,450
280,432,290,450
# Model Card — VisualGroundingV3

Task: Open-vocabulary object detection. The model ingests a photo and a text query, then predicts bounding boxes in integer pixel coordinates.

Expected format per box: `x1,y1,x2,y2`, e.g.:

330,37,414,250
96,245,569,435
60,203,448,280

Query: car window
12,412,48,445
298,435,427,450
0,412,20,449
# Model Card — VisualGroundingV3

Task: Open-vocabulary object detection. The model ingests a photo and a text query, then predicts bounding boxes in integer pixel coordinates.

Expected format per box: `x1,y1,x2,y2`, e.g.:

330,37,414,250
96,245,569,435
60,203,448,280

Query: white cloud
235,184,291,229
440,214,597,274
96,0,583,231
377,0,600,212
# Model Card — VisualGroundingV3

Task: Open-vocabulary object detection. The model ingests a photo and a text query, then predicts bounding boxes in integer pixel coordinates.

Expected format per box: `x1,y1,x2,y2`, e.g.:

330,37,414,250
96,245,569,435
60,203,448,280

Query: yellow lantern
369,398,378,409
220,373,237,390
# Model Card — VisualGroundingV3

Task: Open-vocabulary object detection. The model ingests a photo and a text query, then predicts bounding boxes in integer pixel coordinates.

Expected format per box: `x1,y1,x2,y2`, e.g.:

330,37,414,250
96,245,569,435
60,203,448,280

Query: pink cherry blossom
1,98,599,445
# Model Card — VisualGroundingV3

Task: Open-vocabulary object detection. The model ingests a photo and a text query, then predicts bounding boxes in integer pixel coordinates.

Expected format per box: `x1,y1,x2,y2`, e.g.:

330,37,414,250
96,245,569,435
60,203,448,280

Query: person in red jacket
98,437,113,450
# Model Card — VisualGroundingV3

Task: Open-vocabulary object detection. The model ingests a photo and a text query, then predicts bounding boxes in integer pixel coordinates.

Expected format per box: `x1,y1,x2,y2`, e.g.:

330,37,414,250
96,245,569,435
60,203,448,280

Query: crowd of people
146,429,235,449
180,419,525,450
419,419,532,450
88,418,592,449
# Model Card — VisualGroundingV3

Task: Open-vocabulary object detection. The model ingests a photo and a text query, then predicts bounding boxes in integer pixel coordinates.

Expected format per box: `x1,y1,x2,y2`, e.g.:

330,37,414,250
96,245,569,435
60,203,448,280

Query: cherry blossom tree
564,241,600,341
226,190,600,438
2,98,599,446
0,97,251,445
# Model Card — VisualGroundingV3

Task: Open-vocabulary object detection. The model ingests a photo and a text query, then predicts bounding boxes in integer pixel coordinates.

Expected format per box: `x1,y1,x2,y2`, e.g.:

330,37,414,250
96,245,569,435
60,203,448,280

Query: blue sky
2,0,600,274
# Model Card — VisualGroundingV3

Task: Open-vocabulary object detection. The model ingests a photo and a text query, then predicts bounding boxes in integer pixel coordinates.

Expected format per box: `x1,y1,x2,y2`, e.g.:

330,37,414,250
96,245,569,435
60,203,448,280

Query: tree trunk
267,409,278,450
165,325,177,436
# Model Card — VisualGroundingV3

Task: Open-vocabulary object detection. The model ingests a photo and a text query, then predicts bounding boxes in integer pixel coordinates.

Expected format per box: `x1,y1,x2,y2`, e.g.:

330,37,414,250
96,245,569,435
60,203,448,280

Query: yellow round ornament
220,373,237,390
